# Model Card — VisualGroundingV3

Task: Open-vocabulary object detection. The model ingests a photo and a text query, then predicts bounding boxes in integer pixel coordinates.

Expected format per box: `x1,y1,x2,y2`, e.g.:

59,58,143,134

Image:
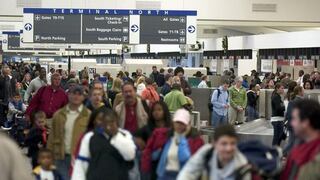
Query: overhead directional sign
140,16,187,44
24,23,32,31
188,25,195,33
1,31,60,52
131,24,139,32
34,14,81,43
23,8,197,44
82,15,129,44
6,32,22,50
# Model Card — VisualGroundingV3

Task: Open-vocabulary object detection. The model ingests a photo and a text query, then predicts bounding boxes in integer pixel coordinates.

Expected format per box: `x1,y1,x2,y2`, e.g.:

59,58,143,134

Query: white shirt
64,104,83,154
166,134,180,171
40,168,54,180
296,75,304,87
137,83,146,96
198,81,208,88
47,72,52,85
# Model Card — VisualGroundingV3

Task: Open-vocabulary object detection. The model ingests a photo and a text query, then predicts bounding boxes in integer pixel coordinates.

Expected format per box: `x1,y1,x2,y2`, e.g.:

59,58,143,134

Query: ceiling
197,19,320,38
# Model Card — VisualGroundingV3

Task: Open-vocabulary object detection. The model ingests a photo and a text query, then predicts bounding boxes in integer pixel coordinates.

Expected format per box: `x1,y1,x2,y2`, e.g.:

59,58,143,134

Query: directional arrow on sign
187,25,196,33
131,24,139,32
24,23,32,31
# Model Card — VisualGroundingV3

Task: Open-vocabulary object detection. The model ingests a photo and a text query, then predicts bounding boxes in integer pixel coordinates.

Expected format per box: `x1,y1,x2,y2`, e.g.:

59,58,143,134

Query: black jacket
87,131,133,180
271,93,285,117
247,91,258,108
25,127,46,167
157,74,165,87
0,75,16,104
108,90,120,106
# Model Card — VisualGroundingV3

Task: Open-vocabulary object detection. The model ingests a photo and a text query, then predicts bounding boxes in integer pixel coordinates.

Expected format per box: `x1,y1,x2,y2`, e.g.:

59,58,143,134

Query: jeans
246,106,258,121
158,171,178,180
56,154,71,180
283,129,296,155
129,153,141,180
212,110,227,127
272,121,285,146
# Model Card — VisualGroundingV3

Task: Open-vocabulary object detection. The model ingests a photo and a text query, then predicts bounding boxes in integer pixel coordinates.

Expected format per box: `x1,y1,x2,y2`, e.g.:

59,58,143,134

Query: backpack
208,89,227,111
204,140,282,179
237,140,282,178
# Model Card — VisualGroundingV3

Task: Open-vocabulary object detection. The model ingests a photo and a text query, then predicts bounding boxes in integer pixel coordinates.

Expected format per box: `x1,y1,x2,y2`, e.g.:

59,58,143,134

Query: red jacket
281,136,320,180
141,127,204,172
26,86,68,118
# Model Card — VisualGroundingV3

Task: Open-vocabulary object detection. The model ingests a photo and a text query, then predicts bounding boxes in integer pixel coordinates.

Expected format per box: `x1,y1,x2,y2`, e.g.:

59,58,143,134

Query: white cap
173,109,191,125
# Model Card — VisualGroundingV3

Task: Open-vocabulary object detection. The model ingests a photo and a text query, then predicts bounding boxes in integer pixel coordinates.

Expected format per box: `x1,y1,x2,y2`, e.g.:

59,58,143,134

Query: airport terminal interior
1,0,320,180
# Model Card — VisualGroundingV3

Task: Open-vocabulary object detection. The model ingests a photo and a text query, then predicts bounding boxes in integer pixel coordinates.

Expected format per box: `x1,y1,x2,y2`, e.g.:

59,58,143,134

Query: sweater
271,93,285,117
229,86,247,109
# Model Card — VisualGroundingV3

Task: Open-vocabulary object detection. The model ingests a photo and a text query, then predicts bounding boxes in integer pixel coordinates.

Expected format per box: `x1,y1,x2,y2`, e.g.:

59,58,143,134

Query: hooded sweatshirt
177,144,251,180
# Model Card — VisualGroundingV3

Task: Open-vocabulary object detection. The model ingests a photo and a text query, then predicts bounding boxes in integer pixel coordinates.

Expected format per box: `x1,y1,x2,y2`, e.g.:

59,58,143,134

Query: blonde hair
172,76,181,85
136,76,145,85
111,78,123,92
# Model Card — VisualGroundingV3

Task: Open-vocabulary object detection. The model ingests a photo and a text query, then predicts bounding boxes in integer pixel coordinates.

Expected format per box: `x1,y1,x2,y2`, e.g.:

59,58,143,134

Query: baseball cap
69,85,84,95
173,109,190,125
67,78,77,85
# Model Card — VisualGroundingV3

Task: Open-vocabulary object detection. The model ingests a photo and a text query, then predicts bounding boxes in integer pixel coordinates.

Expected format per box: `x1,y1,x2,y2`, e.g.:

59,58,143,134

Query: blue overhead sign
2,31,20,35
23,8,197,16
23,8,197,44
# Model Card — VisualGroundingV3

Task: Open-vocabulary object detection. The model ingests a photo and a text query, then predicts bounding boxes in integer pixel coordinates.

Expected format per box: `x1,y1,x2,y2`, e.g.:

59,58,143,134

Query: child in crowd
33,148,63,180
71,109,136,180
25,111,47,168
4,91,27,128
142,109,204,180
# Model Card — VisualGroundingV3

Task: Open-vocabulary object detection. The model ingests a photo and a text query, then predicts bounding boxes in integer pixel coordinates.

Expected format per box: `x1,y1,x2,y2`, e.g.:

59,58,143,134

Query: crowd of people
0,61,319,180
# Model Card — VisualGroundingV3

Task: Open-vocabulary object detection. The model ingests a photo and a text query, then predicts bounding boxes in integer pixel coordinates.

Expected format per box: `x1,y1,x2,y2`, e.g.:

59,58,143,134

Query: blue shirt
242,80,249,89
211,86,229,116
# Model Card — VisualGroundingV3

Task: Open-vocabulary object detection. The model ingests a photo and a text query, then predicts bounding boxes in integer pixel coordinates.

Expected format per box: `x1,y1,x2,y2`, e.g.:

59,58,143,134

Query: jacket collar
210,149,248,178
66,104,83,113
61,104,89,117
